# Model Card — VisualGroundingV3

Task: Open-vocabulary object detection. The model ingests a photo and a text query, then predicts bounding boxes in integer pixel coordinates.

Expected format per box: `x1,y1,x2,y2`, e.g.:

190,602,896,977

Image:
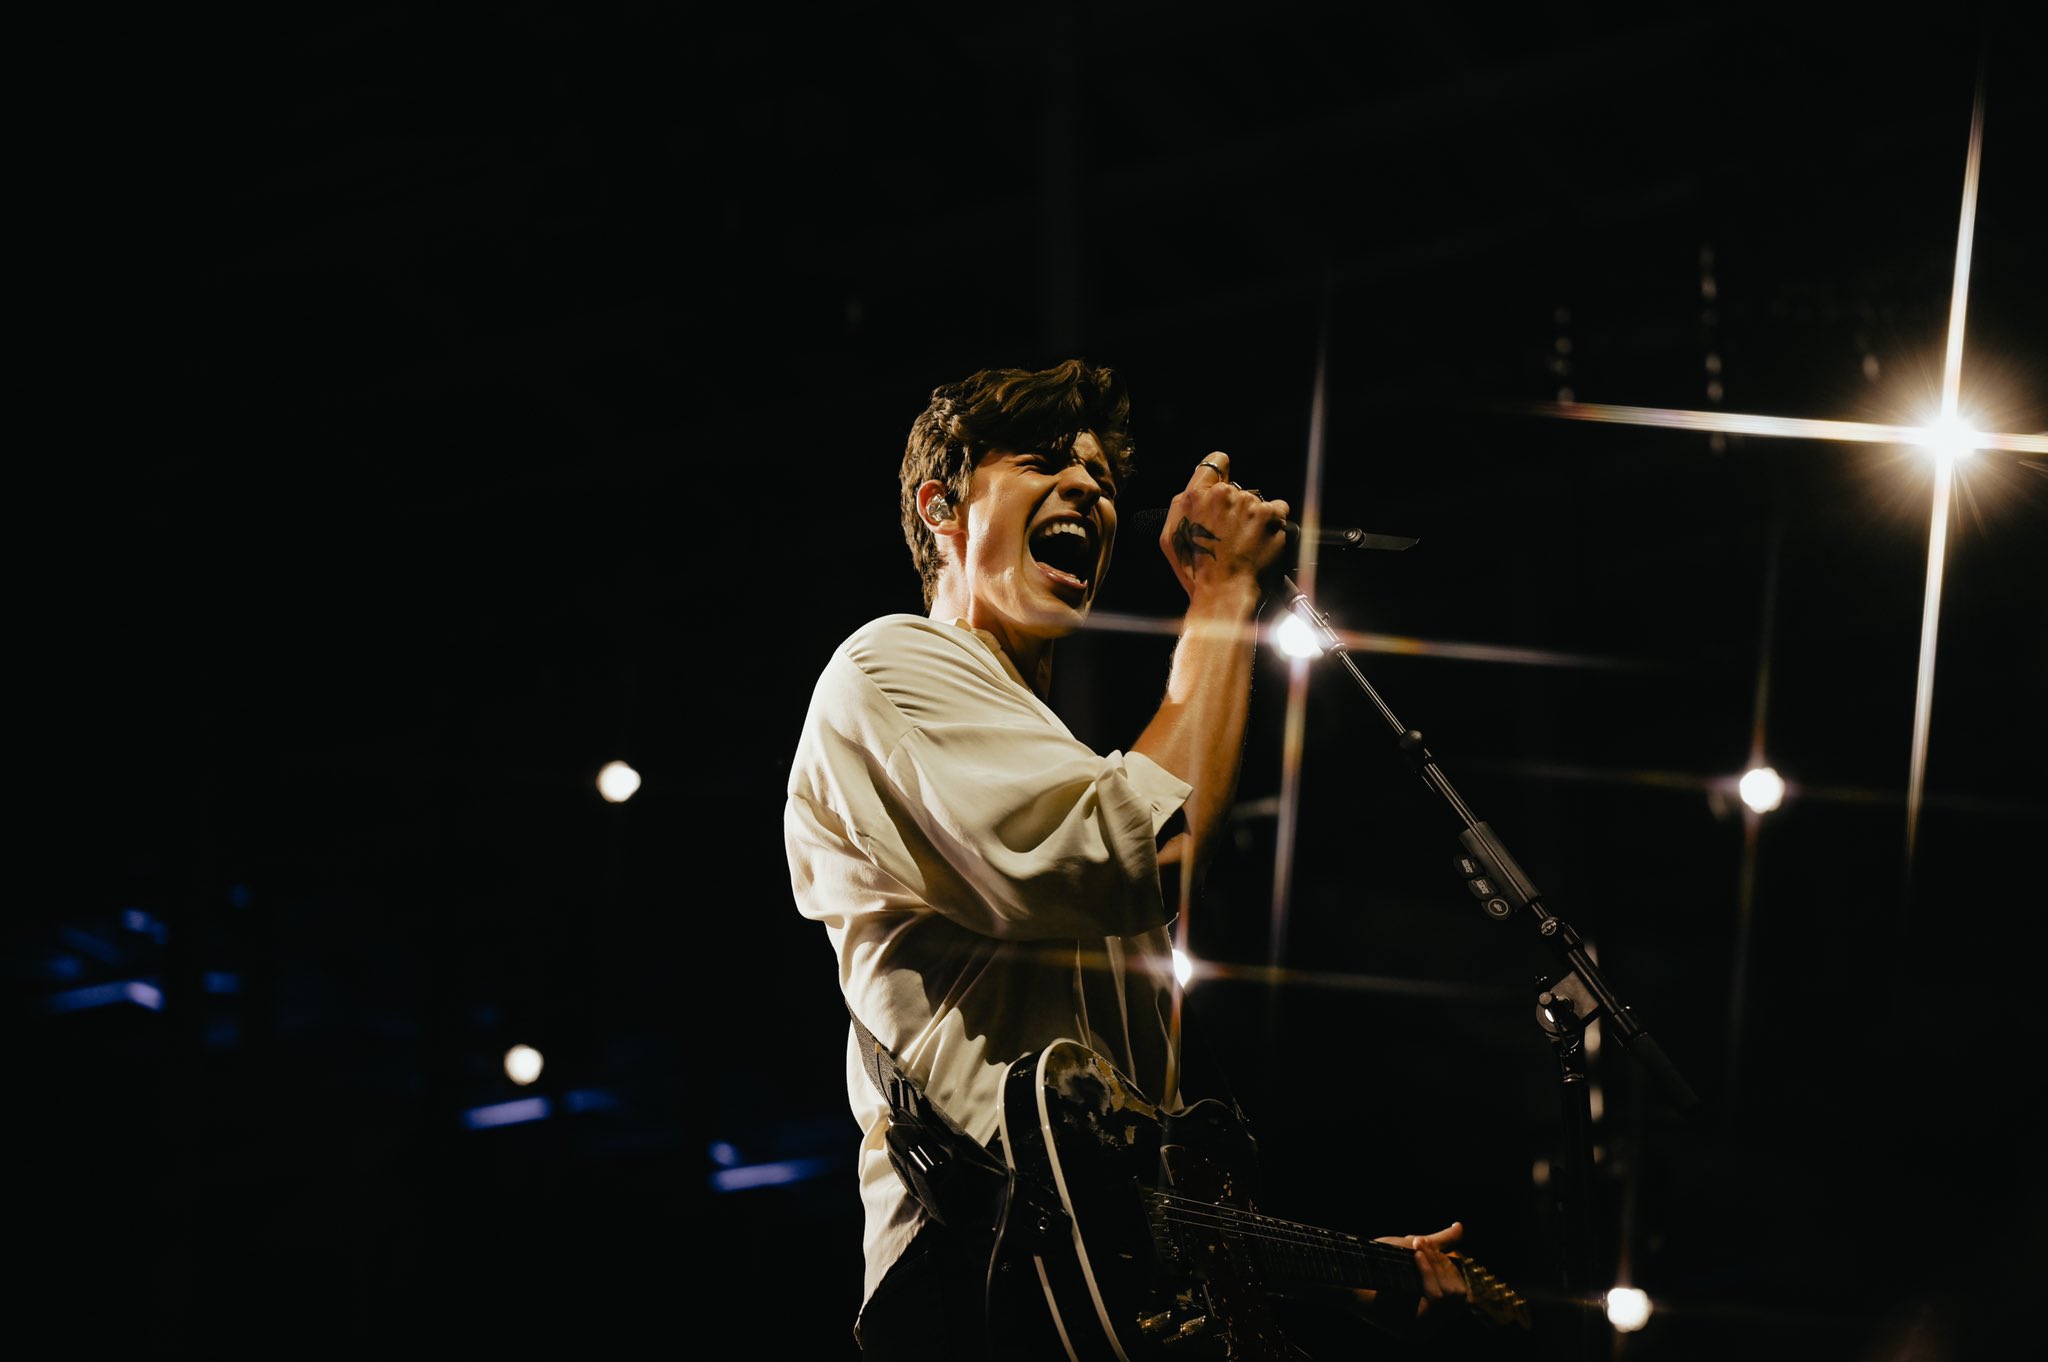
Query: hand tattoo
1170,516,1217,570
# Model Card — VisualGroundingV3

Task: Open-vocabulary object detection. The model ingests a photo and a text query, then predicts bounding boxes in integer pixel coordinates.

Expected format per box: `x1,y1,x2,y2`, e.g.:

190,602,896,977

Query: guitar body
995,1039,1531,1362
996,1040,1302,1361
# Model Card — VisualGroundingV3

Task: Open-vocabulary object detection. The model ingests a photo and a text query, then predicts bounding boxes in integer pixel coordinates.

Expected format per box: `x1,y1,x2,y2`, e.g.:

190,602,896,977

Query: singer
783,359,1491,1361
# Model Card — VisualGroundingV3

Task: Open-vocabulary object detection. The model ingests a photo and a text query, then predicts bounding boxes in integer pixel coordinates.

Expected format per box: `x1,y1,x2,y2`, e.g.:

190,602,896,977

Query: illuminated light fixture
597,760,642,803
504,1043,544,1086
1273,612,1323,659
709,1155,836,1193
1916,412,1981,462
1171,947,1193,988
1606,1286,1652,1332
462,1096,551,1130
1737,766,1786,814
45,979,165,1014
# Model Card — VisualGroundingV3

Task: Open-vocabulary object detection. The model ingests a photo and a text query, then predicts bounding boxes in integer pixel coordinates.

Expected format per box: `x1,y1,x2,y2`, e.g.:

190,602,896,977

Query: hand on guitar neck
1270,1220,1519,1345
1372,1221,1474,1322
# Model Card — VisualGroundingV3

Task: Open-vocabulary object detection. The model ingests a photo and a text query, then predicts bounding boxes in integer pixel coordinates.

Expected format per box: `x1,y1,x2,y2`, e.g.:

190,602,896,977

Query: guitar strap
848,1007,1017,1235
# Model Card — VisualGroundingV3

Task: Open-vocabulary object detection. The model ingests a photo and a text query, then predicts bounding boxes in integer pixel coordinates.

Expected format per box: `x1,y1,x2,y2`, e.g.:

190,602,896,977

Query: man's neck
931,610,1055,700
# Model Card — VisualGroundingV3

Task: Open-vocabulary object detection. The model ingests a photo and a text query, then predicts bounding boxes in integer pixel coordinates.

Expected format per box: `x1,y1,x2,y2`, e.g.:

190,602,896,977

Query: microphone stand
1277,575,1702,1361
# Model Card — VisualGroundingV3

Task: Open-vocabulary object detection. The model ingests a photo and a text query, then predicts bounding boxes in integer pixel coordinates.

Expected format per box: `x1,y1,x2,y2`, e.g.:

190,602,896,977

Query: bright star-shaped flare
1917,414,1981,462
1528,73,2040,883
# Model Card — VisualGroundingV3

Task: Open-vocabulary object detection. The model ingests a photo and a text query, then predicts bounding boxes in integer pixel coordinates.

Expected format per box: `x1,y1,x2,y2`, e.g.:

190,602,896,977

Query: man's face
956,430,1119,648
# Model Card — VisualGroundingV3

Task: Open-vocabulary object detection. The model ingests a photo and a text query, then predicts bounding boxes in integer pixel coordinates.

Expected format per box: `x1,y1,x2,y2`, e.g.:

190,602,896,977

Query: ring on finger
1198,458,1228,478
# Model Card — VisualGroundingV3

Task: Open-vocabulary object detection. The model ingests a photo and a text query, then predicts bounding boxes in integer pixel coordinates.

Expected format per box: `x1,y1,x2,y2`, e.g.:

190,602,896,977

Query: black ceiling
23,5,2047,1359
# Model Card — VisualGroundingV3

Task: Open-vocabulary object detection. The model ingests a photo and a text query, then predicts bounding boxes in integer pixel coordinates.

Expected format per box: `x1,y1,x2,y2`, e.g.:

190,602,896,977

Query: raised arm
1130,451,1292,889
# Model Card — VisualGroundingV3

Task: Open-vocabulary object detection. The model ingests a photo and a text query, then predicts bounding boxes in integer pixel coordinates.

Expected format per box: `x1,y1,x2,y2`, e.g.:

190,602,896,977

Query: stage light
597,760,641,803
1736,757,1785,811
1605,1286,1651,1332
504,1043,544,1085
1738,766,1785,814
462,1096,550,1129
45,979,164,1014
1917,412,1980,462
1273,612,1322,659
1172,947,1193,987
710,1155,836,1192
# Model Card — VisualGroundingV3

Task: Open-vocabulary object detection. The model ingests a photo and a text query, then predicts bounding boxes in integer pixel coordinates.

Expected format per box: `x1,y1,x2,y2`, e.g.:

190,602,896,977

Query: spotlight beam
1517,400,2045,455
1905,74,1988,886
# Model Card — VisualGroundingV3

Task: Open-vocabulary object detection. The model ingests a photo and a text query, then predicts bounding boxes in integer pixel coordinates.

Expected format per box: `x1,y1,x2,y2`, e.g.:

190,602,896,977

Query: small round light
1274,614,1322,659
1606,1286,1651,1332
1738,766,1785,814
597,760,642,803
504,1043,544,1086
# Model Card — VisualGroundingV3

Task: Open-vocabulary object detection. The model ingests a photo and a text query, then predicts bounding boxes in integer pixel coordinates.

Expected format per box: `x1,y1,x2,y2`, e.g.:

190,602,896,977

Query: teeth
1031,519,1096,590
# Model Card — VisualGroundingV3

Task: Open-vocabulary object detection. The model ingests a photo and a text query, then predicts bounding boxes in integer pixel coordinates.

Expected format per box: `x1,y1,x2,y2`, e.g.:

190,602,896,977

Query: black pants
853,1219,1066,1362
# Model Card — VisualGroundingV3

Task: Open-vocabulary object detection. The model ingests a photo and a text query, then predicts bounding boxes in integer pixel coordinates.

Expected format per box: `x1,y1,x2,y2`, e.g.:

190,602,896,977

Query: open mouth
1029,518,1099,598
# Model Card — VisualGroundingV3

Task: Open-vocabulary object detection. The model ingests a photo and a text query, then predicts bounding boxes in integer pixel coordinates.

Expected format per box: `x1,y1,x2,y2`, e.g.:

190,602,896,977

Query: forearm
1131,578,1265,882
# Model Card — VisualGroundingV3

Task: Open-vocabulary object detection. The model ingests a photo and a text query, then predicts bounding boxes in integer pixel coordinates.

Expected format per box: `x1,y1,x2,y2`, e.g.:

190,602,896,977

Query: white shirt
784,614,1192,1304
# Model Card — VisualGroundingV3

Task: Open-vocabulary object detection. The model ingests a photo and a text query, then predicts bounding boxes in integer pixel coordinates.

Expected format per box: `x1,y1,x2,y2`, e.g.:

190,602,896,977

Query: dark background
20,5,2046,1359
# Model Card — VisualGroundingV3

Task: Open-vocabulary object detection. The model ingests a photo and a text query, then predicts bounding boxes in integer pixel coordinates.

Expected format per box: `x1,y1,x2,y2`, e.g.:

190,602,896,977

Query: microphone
1128,507,1418,552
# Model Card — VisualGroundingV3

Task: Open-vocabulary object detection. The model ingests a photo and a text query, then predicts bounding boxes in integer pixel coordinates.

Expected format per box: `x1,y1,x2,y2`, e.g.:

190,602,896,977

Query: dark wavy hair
900,359,1136,610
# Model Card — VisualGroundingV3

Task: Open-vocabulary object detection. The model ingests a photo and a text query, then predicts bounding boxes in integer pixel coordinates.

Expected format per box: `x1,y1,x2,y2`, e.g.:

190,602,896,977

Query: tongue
1037,559,1086,592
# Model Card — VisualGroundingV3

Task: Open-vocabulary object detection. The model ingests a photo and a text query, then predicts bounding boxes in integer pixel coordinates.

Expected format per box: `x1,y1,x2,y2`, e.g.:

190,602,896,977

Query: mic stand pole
1277,576,1703,1360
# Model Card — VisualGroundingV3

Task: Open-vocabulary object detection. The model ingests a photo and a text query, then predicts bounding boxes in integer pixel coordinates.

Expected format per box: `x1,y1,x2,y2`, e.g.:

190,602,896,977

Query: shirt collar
946,618,1031,691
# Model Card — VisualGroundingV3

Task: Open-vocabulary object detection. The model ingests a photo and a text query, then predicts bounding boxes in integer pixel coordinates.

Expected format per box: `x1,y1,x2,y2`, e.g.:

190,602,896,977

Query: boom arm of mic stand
1279,575,1703,1120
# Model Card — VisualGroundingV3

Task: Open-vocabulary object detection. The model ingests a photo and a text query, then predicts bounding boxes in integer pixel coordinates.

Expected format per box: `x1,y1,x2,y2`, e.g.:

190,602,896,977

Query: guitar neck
1146,1189,1423,1296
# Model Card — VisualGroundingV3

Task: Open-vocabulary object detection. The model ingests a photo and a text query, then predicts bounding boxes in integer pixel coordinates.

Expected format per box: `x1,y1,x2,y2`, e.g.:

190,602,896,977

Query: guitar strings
1143,1189,1419,1283
1144,1189,1523,1315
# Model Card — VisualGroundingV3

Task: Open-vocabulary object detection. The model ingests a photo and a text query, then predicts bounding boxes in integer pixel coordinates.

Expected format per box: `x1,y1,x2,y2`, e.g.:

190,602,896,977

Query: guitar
995,1038,1533,1361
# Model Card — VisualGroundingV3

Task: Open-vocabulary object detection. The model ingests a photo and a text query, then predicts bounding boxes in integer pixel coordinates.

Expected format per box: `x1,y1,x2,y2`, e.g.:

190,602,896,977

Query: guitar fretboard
1143,1189,1423,1294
